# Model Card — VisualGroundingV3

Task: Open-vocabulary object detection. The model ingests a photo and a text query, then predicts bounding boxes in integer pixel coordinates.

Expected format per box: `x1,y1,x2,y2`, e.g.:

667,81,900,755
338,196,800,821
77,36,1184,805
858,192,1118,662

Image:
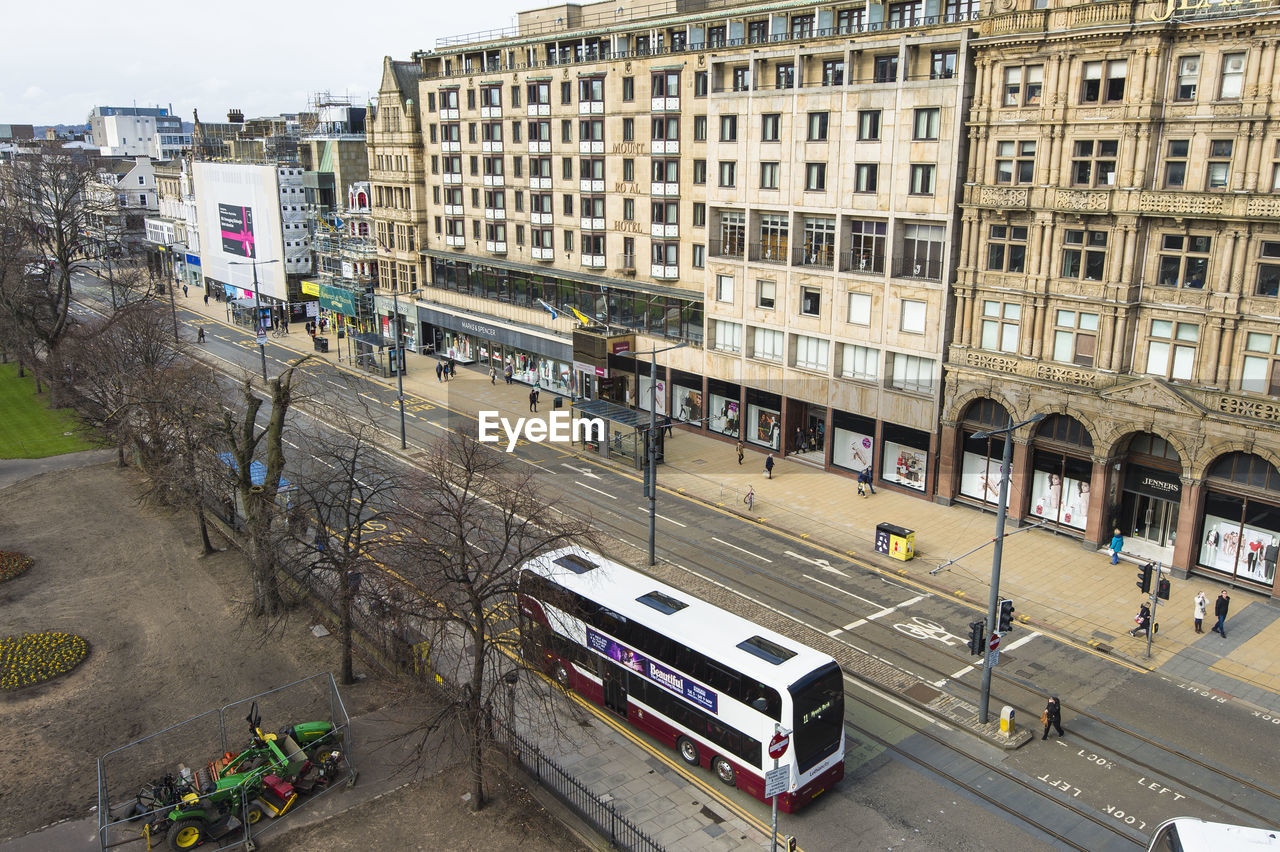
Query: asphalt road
69,275,1280,850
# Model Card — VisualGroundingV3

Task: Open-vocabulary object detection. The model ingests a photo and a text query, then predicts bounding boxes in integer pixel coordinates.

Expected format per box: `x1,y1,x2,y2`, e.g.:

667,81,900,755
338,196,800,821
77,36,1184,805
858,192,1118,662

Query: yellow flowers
0,551,33,583
0,631,89,690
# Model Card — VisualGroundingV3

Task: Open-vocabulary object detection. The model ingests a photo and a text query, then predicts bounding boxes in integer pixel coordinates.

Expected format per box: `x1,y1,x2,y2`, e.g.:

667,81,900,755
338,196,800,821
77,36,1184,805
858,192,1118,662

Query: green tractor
132,703,344,851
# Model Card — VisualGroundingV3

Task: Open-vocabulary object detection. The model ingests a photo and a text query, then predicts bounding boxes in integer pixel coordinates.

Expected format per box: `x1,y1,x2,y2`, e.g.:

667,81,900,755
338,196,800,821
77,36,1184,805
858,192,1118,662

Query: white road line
934,632,1041,686
803,574,883,608
577,481,616,499
1001,631,1041,651
282,438,299,449
359,393,383,405
638,508,686,527
711,537,772,563
845,674,950,728
823,592,923,636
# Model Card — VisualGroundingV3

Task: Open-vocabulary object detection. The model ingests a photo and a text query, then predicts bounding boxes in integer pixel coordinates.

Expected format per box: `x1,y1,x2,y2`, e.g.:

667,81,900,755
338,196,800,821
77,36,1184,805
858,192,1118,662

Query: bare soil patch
0,463,585,851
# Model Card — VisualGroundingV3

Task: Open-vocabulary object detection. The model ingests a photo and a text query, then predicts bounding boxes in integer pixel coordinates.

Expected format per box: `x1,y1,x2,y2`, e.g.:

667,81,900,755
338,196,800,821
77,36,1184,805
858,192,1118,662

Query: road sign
256,332,266,346
764,765,790,799
768,731,790,760
988,633,1001,652
987,649,999,667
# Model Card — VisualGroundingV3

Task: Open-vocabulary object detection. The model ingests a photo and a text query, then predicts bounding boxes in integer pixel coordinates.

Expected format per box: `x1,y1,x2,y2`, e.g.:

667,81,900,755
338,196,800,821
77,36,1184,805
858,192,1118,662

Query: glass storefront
745,388,781,450
1197,453,1280,587
707,379,741,439
881,423,930,492
671,371,703,427
1029,451,1093,531
959,431,1007,505
831,411,875,474
1120,465,1182,548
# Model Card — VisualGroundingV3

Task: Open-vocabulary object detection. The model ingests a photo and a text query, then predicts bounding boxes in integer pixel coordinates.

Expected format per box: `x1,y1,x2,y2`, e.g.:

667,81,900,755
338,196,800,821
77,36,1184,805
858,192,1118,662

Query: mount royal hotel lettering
1152,0,1275,21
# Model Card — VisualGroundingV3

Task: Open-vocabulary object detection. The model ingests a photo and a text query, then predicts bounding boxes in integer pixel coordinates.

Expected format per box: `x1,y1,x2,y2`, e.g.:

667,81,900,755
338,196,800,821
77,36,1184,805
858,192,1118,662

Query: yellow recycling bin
874,523,915,561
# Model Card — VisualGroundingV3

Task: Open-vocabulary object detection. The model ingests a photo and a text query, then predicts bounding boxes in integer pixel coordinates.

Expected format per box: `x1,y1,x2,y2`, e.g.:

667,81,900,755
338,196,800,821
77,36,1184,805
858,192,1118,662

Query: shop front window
1199,453,1280,586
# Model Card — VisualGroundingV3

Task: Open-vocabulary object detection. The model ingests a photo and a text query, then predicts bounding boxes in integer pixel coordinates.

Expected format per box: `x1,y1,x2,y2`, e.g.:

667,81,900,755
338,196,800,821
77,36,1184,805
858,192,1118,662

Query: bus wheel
712,756,736,786
553,664,570,689
677,736,700,767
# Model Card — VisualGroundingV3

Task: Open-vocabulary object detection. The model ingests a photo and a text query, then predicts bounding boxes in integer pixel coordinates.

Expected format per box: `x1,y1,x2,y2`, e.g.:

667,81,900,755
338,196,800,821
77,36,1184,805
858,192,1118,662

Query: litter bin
874,523,915,561
314,336,329,353
553,396,564,409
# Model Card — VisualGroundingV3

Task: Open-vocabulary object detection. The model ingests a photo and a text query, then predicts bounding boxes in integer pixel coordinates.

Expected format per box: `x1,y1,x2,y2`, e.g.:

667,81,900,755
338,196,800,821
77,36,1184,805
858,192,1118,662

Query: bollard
1000,705,1016,736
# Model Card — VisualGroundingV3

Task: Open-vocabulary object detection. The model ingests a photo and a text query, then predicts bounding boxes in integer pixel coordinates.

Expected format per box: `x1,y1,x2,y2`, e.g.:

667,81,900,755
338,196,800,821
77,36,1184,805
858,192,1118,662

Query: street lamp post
229,258,279,383
389,288,422,450
642,341,688,567
160,245,180,343
971,411,1045,724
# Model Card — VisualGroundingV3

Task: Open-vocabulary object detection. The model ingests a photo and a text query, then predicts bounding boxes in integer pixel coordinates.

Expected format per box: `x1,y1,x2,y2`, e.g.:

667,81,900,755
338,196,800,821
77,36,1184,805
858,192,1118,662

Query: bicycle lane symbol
892,616,960,647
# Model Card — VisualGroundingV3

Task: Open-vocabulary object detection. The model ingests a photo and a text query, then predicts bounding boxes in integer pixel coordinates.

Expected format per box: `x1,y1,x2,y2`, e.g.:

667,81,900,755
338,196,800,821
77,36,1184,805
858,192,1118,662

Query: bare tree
383,429,596,812
216,358,313,618
286,422,401,684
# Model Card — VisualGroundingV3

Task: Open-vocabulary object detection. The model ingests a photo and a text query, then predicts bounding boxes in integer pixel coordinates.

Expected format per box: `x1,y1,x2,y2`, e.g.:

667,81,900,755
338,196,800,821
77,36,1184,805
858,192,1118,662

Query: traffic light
1137,562,1153,594
967,621,985,656
998,599,1015,633
1157,576,1171,600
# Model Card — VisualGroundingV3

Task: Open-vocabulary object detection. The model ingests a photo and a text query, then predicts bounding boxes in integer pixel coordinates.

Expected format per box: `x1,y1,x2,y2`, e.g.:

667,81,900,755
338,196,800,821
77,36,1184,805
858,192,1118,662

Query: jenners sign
1152,0,1278,21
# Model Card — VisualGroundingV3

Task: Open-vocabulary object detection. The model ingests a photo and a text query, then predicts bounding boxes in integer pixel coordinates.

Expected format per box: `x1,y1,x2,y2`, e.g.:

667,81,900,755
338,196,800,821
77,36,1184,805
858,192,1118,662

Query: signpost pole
766,725,791,852
251,259,268,383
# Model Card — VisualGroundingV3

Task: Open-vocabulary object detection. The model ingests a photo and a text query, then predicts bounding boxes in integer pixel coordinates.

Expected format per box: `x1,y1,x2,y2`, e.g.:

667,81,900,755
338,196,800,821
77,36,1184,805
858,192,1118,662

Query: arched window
357,191,368,208
359,223,370,236
961,397,1010,429
1035,414,1093,450
1208,453,1280,492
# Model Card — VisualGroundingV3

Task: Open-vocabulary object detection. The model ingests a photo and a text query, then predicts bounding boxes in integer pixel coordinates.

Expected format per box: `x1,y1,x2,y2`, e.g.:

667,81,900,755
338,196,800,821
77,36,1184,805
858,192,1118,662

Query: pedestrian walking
490,366,497,384
182,284,189,298
449,359,457,378
504,364,513,385
795,427,804,453
1212,589,1231,637
1041,696,1065,740
663,414,673,437
435,361,443,382
857,467,875,496
1130,602,1152,637
857,480,866,498
1194,591,1207,634
203,292,209,305
764,453,775,479
736,440,744,465
529,388,539,412
197,326,205,344
1110,528,1124,565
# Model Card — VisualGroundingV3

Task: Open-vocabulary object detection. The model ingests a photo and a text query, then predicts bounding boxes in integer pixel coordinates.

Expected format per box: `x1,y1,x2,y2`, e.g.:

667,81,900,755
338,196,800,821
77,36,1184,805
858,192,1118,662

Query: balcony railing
708,237,744,259
891,256,944,281
793,244,835,269
615,253,636,271
840,251,886,274
748,242,789,265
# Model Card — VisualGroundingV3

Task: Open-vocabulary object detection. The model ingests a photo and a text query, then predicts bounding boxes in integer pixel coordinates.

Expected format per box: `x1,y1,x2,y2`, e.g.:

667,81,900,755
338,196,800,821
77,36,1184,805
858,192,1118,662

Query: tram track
568,495,1280,834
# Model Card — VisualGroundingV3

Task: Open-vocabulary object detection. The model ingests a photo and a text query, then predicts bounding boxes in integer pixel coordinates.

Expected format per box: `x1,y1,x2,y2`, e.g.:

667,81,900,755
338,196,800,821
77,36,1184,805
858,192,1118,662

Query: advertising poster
1199,518,1277,584
882,440,927,491
673,386,702,425
638,375,668,416
585,627,718,713
832,428,874,472
218,203,256,258
1030,470,1090,530
747,404,781,449
708,393,740,438
960,452,1004,504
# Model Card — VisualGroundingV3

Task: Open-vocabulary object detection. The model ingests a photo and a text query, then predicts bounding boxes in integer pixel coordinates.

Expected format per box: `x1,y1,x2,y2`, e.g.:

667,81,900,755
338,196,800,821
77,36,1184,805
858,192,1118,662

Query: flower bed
0,551,33,583
1,632,90,690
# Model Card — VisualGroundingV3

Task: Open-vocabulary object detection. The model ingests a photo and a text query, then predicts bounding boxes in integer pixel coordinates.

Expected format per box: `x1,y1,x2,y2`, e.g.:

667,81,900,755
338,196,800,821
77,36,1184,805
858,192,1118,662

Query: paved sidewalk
177,290,1280,709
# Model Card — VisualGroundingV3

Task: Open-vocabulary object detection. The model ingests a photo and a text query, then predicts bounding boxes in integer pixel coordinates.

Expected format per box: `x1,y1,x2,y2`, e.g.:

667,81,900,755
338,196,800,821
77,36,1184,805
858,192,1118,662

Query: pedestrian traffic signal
967,621,985,656
998,599,1015,632
1137,562,1153,594
1157,576,1171,600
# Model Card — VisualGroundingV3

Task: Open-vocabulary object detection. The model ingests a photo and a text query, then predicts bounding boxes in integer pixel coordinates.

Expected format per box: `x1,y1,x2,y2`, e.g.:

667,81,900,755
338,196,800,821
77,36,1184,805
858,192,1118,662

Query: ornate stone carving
1246,196,1280,218
966,351,1020,373
1137,192,1224,216
977,185,1029,208
1052,189,1111,212
1218,395,1280,423
1035,363,1096,386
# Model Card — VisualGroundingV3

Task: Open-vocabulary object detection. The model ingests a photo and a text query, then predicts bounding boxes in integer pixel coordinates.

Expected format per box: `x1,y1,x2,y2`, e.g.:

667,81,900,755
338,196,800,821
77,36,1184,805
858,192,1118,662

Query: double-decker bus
1147,818,1279,851
517,546,845,812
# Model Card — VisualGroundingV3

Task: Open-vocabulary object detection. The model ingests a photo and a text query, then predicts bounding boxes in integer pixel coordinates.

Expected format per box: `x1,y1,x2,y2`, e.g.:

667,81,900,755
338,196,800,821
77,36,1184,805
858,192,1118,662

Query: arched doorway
1197,452,1280,591
1027,414,1094,534
956,398,1013,507
1117,432,1184,559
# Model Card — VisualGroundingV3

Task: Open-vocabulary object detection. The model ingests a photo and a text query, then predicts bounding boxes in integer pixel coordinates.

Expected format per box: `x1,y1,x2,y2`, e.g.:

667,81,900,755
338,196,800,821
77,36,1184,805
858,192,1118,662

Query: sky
1,0,544,127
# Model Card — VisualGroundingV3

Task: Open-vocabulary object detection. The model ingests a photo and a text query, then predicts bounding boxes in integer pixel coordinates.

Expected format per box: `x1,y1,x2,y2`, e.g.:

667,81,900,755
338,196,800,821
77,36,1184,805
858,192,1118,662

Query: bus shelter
571,399,664,471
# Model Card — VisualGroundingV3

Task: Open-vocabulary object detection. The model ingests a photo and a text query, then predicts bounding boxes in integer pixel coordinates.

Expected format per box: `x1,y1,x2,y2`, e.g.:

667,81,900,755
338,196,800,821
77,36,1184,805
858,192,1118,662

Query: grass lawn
0,362,96,459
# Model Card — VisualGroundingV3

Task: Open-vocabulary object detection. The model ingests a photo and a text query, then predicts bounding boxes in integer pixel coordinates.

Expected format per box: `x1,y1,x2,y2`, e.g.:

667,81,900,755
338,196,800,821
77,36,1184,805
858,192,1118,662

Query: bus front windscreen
789,662,845,773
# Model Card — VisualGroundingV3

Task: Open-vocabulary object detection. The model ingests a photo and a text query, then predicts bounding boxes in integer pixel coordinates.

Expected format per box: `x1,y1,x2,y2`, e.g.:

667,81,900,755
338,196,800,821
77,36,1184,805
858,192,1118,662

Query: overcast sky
1,0,543,127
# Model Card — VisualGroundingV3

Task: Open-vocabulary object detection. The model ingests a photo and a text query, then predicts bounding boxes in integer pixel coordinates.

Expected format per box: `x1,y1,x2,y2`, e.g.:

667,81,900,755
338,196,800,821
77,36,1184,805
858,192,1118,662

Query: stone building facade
370,0,979,489
944,0,1280,596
